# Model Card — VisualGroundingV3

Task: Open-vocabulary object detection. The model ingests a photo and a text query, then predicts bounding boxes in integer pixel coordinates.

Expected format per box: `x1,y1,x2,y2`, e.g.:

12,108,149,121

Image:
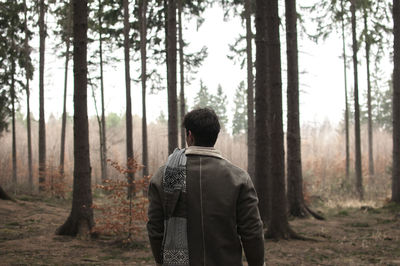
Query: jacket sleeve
237,175,265,266
147,168,165,264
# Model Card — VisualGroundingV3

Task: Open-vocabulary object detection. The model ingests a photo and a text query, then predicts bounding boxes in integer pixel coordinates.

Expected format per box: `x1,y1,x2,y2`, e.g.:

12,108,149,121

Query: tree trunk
341,0,350,180
392,0,400,203
285,0,324,220
57,0,94,237
139,0,149,178
351,0,363,200
167,0,178,154
60,0,72,179
264,0,299,239
286,0,303,217
0,186,14,201
11,36,17,193
38,0,46,192
24,0,33,193
255,0,270,226
123,0,135,197
245,0,255,180
99,0,107,182
178,0,185,149
364,7,374,177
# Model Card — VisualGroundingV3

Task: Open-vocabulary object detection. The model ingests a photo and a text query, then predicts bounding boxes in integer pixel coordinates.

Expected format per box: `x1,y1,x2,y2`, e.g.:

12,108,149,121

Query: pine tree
232,81,247,136
57,0,94,237
212,85,228,129
392,0,400,203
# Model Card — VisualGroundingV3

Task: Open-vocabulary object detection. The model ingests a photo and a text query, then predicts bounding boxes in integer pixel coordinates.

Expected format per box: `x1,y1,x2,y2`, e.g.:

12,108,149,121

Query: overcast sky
23,3,393,130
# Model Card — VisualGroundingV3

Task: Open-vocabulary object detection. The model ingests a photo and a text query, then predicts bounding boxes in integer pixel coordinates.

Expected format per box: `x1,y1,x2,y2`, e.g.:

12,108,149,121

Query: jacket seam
199,157,206,265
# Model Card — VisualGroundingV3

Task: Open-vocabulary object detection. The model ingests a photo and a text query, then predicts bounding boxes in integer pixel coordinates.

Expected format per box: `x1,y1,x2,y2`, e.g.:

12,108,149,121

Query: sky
23,2,393,130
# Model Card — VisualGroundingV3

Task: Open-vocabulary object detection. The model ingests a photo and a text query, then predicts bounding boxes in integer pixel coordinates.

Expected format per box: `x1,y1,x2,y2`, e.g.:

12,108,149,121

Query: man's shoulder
150,165,165,185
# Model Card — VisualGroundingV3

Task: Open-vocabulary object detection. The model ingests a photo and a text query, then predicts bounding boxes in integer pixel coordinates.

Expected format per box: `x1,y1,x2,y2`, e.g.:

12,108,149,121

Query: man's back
185,147,264,266
147,146,264,266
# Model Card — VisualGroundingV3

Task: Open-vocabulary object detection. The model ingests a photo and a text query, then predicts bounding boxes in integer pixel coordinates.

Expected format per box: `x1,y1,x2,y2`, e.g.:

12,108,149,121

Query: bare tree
57,0,94,237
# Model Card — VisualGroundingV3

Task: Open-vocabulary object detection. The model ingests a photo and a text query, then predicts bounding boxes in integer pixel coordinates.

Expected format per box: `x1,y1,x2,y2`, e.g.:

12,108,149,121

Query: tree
24,0,34,192
193,80,212,108
340,0,350,179
244,0,255,179
254,0,270,225
178,0,185,148
285,0,324,220
221,0,255,178
38,0,47,192
123,0,135,196
362,1,374,177
212,85,228,129
351,0,363,200
53,0,73,179
167,0,178,154
57,0,94,237
392,0,400,203
264,0,298,239
0,0,28,192
232,81,247,136
93,0,110,182
139,0,149,177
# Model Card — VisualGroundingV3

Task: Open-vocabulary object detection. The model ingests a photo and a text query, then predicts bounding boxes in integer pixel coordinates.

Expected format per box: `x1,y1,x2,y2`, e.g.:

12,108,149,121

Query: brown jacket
147,146,265,266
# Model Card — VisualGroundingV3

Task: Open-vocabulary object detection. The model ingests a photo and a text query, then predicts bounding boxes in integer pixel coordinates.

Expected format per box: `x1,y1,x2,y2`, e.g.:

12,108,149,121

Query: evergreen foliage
0,0,32,134
232,81,247,135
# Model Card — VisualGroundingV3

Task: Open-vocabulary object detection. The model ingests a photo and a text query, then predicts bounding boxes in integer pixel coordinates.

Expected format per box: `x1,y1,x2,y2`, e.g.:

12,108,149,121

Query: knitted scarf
162,148,189,266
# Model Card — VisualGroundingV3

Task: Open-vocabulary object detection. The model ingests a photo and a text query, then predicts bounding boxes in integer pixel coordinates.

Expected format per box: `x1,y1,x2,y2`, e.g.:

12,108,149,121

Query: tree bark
245,0,255,180
123,0,135,197
255,0,270,226
57,0,94,237
24,0,33,193
167,0,178,154
364,6,374,177
178,0,185,149
351,0,363,200
60,0,72,179
38,0,46,192
11,34,17,193
265,0,299,239
99,0,107,182
139,0,149,177
341,0,350,180
392,0,400,203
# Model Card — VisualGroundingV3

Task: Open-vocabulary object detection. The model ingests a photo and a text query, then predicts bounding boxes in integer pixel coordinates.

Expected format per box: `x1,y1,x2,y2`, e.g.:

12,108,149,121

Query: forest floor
0,195,400,265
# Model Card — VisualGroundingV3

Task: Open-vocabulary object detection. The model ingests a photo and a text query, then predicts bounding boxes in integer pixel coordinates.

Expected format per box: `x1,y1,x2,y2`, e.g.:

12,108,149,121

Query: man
147,108,265,266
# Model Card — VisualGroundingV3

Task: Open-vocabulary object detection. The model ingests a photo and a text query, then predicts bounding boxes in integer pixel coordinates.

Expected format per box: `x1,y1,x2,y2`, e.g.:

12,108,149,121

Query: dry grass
0,116,392,202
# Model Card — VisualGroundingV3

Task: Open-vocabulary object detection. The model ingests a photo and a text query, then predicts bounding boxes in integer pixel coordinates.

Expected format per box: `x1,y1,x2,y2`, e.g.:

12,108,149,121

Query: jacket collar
185,146,223,159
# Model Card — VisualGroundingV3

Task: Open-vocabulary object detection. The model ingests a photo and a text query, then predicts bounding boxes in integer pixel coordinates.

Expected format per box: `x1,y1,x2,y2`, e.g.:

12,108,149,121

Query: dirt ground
1,196,400,265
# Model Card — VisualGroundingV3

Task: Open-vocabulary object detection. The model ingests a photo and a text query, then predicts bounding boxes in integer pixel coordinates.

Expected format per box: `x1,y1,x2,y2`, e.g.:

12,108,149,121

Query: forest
0,0,399,264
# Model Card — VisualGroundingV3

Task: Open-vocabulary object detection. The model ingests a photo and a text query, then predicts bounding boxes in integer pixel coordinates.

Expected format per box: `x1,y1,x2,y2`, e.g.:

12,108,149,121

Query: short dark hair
183,108,220,147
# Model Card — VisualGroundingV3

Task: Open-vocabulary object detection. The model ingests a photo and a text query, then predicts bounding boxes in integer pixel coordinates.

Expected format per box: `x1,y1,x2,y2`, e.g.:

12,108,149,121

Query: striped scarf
162,148,189,266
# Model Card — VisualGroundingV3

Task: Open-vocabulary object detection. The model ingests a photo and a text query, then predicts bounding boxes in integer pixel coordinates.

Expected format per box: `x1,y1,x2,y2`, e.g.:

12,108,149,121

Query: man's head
183,108,221,147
